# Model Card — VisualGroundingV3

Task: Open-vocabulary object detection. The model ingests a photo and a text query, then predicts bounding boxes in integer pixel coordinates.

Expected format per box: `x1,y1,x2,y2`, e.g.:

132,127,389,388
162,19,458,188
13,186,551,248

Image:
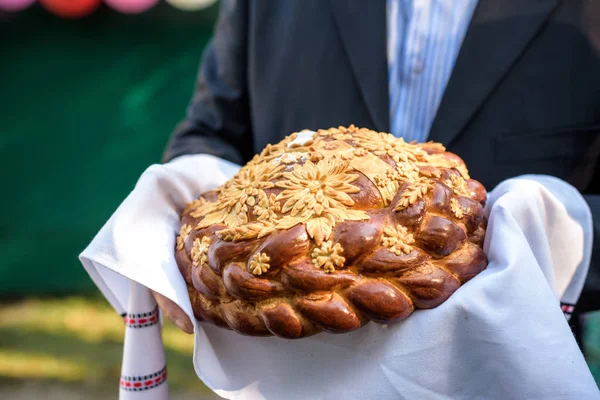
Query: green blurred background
1,2,218,296
0,3,220,398
0,2,598,399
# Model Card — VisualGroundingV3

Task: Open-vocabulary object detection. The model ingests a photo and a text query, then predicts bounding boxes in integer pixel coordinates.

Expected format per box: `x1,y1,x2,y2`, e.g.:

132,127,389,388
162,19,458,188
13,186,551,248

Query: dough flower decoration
353,129,428,164
396,162,420,182
275,157,369,245
249,252,271,275
311,240,345,273
382,225,415,255
196,161,285,228
451,198,465,219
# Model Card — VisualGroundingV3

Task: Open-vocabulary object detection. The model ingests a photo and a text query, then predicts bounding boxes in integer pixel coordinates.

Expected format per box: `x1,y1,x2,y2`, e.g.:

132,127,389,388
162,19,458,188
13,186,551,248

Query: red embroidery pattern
561,302,575,316
120,366,167,392
123,307,159,328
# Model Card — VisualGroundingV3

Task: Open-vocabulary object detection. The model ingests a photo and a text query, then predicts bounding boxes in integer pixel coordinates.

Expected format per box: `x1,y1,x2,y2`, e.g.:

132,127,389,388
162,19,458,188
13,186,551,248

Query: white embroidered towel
80,154,598,400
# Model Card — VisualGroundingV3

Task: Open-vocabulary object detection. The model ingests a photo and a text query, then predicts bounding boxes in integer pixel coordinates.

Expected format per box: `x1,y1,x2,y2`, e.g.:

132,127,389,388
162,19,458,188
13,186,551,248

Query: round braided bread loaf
175,126,487,339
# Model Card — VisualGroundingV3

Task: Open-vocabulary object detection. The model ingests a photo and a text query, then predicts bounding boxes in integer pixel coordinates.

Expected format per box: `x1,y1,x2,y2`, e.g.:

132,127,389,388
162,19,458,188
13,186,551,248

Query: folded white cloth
80,154,599,400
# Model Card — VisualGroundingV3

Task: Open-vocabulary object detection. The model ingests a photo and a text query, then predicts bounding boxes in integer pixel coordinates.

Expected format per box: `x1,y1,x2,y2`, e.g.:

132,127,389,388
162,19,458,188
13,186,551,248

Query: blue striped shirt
387,0,478,142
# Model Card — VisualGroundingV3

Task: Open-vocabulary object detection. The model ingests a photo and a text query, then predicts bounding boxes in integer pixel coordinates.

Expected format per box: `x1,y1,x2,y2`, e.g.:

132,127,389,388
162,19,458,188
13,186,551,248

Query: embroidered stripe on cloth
119,282,168,399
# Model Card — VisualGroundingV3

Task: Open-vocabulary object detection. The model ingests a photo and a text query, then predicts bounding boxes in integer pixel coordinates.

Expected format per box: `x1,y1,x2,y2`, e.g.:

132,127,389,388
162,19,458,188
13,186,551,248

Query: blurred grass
0,292,217,398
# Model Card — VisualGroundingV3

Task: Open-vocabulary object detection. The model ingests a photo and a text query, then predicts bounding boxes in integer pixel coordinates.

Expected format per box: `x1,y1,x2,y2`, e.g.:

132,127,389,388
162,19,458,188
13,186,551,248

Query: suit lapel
328,0,389,132
428,0,559,145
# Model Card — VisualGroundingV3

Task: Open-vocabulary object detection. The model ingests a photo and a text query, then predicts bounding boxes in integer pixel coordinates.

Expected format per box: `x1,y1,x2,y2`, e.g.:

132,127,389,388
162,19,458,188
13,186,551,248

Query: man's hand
150,290,194,334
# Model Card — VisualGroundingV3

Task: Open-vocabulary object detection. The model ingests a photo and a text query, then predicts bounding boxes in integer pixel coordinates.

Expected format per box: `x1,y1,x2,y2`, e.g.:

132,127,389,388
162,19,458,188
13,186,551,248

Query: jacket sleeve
577,194,600,312
162,0,252,165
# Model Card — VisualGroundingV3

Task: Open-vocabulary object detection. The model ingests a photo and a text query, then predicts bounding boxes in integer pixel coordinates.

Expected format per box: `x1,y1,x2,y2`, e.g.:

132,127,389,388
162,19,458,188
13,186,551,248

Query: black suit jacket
163,0,600,312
